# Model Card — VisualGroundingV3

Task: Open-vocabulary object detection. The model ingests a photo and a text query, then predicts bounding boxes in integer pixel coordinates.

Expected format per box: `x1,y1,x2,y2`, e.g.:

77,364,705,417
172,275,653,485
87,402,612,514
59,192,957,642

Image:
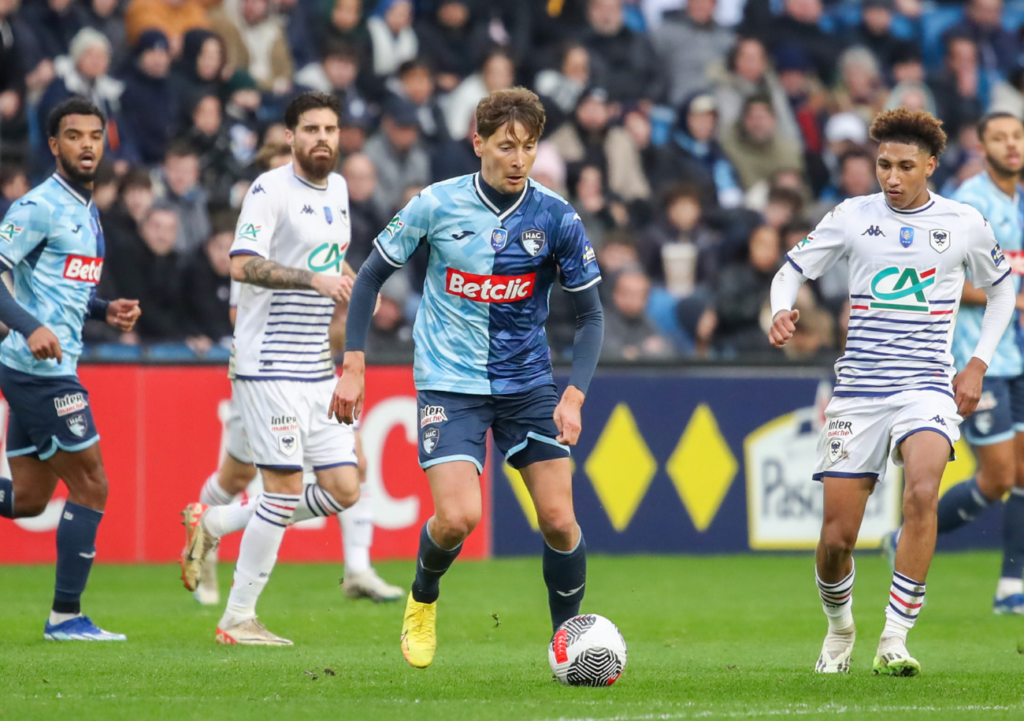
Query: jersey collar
291,162,328,191
883,191,935,215
474,173,528,222
52,173,92,206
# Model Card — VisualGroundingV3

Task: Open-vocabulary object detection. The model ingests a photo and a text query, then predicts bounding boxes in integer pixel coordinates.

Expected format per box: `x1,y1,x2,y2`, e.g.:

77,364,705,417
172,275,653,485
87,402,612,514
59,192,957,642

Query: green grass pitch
1,553,1023,720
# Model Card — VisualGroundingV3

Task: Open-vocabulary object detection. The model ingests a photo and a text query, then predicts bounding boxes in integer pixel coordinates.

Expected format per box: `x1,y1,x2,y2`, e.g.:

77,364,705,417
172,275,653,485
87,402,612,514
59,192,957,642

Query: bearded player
770,109,1015,675
332,87,604,669
178,92,364,645
0,98,141,640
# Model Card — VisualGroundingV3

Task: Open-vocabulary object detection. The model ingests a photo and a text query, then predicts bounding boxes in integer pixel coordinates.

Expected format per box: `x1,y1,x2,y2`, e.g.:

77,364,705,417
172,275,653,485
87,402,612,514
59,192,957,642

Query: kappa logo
54,392,88,417
900,227,914,248
67,414,88,438
929,229,950,254
238,223,261,241
301,205,315,215
279,433,298,456
828,438,845,465
385,215,403,237
422,427,440,454
521,229,546,256
862,225,885,237
252,184,265,194
452,230,475,240
827,420,853,438
930,415,947,427
420,404,448,427
868,266,936,313
0,221,22,243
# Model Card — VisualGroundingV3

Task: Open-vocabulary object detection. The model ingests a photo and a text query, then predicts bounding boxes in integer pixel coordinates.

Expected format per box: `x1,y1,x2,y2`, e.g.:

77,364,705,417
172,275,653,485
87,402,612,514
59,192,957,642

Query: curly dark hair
869,108,947,158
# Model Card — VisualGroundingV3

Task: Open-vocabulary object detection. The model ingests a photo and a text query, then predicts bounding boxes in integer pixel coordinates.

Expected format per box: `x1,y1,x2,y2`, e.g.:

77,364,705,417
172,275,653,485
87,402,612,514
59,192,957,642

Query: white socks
883,571,925,643
48,611,81,625
341,484,373,576
202,497,258,538
200,475,237,507
997,576,1024,600
220,493,300,627
292,482,346,523
816,562,855,631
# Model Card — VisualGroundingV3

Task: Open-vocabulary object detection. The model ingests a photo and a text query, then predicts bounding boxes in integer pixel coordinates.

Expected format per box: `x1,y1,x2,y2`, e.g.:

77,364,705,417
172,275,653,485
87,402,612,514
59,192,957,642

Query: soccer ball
548,614,627,686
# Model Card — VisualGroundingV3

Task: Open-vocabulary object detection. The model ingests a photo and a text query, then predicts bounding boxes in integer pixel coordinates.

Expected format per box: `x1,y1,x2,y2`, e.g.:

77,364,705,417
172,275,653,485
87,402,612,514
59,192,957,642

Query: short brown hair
870,108,947,158
476,87,546,142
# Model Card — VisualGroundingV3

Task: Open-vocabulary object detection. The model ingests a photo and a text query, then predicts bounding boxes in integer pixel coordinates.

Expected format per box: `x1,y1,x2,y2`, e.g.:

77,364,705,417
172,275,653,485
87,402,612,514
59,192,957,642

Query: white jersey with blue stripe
228,163,350,382
374,174,601,395
785,192,1009,399
950,171,1024,377
0,174,105,377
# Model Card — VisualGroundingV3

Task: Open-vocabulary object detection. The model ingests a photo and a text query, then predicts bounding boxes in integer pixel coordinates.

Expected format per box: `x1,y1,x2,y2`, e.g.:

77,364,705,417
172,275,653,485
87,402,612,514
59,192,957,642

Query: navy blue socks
53,502,103,614
936,478,991,534
1001,489,1024,579
0,477,12,518
543,533,587,632
411,522,462,604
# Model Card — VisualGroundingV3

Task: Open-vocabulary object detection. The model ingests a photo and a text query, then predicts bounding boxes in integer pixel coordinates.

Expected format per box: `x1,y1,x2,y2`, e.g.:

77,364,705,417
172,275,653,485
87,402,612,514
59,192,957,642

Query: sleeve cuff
229,250,265,258
562,276,602,293
992,268,1012,286
372,239,405,268
784,254,804,274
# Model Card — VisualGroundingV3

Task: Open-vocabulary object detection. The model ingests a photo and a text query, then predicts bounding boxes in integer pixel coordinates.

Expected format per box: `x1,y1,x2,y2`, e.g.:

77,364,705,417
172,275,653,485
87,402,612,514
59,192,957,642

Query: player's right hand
330,363,364,424
312,274,354,303
768,309,800,348
27,326,62,363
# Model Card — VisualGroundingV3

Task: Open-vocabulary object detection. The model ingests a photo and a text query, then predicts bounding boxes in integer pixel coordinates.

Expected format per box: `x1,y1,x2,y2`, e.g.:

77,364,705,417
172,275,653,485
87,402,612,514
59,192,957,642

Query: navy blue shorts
0,365,100,461
417,383,570,474
963,375,1024,446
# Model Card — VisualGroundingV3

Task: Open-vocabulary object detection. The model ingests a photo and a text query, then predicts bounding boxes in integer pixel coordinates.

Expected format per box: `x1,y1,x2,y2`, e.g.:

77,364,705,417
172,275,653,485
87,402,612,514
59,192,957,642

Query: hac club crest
521,229,546,256
422,427,440,454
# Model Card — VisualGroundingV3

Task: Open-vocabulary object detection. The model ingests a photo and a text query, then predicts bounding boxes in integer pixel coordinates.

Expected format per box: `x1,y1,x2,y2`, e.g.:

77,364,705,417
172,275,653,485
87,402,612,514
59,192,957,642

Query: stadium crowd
0,0,1021,362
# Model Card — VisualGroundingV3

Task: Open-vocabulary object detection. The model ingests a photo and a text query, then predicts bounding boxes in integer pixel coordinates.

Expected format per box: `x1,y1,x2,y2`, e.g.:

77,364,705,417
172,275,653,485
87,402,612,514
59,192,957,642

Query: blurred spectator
832,47,887,127
991,64,1024,117
180,213,235,351
179,93,247,208
125,0,209,54
581,0,662,104
569,163,629,247
119,29,178,165
364,97,429,213
107,204,184,341
783,298,836,360
171,30,228,113
254,140,291,171
82,0,127,66
531,142,568,196
759,185,804,230
153,141,211,253
720,96,805,191
366,0,417,79
929,34,985,138
342,152,388,267
210,0,294,94
602,268,675,361
653,0,734,107
416,0,489,91
953,0,1018,75
337,101,372,163
535,42,591,125
444,48,515,141
595,230,641,277
222,70,262,167
891,44,925,85
711,37,801,144
650,92,743,208
431,114,477,182
713,224,779,354
547,86,650,203
365,271,415,357
391,59,450,151
21,0,88,60
318,0,372,82
885,80,936,115
296,42,366,116
775,46,829,186
0,164,29,217
821,111,867,186
92,162,118,212
815,147,876,219
844,0,902,69
639,184,718,293
276,0,319,74
766,0,840,86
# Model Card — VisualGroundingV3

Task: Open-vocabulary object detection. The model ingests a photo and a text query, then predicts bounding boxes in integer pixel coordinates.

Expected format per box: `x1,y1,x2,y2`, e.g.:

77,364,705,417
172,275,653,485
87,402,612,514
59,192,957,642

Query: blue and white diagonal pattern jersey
0,174,105,377
785,192,1009,398
229,163,350,382
374,174,601,394
950,172,1024,376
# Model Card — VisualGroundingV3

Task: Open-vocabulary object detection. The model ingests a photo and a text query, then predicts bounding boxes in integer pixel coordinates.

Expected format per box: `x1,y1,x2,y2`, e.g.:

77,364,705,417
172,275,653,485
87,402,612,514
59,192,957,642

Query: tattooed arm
230,255,350,301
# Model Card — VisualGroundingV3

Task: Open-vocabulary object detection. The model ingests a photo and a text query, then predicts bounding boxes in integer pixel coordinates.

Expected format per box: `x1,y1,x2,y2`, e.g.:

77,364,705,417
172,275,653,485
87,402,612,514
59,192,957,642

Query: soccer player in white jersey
178,92,364,645
770,109,1015,676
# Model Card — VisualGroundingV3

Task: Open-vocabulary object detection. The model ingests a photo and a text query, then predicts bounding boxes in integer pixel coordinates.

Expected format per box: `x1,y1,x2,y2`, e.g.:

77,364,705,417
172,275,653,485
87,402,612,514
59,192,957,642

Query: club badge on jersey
900,227,914,247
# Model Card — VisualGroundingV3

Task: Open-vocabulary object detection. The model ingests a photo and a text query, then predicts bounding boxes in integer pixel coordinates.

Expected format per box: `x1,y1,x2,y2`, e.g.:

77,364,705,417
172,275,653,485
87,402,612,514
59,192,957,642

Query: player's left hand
336,276,354,305
953,357,987,418
554,386,585,446
107,299,141,332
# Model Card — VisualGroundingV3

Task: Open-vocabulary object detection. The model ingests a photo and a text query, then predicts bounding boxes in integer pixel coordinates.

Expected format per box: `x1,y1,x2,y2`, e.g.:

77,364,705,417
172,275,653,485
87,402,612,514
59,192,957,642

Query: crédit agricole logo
868,266,936,313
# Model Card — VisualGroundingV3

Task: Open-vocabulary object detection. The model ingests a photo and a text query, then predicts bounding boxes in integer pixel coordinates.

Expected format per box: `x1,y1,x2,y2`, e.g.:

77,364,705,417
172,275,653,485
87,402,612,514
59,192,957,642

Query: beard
58,149,98,185
294,143,338,181
988,154,1023,180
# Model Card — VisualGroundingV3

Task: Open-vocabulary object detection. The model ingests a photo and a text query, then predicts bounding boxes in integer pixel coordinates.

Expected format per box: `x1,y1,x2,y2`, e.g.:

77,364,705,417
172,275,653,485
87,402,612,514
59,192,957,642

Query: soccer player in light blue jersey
331,88,604,669
0,98,140,641
883,112,1024,614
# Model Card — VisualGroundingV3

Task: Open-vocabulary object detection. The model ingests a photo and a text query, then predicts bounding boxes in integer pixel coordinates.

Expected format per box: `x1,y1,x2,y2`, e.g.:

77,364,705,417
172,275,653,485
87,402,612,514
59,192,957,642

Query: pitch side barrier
0,362,996,563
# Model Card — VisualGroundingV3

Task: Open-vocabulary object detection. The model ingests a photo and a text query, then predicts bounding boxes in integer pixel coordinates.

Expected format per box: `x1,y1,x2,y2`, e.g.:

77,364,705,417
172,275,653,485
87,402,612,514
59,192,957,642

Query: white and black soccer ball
548,614,627,687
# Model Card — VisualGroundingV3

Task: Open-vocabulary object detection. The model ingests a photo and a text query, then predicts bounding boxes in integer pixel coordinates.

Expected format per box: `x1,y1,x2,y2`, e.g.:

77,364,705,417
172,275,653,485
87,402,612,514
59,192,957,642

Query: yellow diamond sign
584,403,656,531
667,404,737,532
939,436,976,498
504,462,539,530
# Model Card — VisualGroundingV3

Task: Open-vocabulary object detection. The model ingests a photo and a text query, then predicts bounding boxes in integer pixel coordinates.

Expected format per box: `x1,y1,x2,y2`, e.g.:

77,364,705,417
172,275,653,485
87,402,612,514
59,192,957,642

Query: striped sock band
885,571,925,636
254,493,300,528
200,476,237,507
816,562,854,630
290,484,346,523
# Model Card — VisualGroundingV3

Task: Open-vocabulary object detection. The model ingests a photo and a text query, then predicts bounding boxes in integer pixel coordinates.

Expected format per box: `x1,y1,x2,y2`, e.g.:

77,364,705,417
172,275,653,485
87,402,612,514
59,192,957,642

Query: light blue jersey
374,174,601,395
951,172,1024,376
0,174,105,377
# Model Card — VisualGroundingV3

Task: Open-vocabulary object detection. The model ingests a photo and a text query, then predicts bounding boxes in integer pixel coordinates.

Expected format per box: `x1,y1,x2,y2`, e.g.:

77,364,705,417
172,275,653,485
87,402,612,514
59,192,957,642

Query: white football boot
873,636,920,677
216,617,293,646
343,568,404,602
815,623,855,673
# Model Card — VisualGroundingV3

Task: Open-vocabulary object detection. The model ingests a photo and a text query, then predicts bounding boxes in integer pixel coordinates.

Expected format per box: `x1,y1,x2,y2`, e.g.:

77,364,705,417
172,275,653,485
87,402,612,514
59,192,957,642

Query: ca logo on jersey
0,221,22,243
385,215,403,237
238,223,261,241
308,241,348,273
869,266,936,313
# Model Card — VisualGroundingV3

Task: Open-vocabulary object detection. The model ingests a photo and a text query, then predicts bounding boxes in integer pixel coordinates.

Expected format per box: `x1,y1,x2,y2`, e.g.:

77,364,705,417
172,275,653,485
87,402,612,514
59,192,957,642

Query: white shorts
813,391,961,484
225,396,253,465
234,378,357,472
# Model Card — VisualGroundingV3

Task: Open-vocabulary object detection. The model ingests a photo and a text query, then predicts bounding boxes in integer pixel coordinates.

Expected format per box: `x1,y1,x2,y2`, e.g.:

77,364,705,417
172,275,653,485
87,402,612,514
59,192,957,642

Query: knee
980,465,1014,499
433,508,480,546
538,507,578,549
819,522,857,560
903,479,938,520
15,495,51,518
332,483,360,509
